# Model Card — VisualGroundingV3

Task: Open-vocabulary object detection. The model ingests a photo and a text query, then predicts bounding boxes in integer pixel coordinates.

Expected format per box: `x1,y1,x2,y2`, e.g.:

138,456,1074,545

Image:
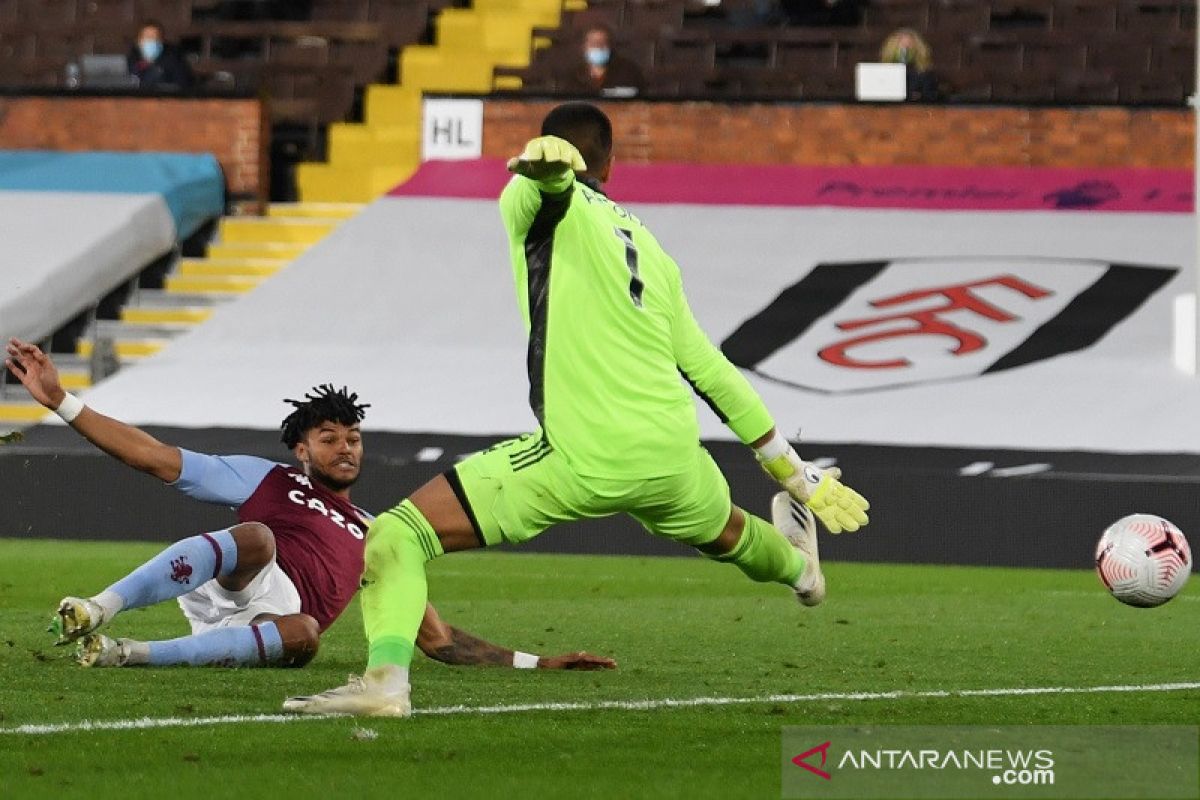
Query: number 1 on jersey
613,227,645,309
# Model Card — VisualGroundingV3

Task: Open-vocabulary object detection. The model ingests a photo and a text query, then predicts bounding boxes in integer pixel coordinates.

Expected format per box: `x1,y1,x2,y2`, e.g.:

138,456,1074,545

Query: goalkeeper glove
506,135,587,185
754,431,870,534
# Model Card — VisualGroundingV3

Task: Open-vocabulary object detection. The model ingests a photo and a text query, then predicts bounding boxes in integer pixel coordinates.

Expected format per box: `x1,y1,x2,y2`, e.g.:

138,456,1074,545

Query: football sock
712,513,805,586
361,500,444,671
103,529,239,614
145,622,284,667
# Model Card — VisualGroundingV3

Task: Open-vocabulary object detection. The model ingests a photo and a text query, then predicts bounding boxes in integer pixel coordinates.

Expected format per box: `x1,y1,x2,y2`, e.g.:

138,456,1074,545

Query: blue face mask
139,40,163,62
585,47,610,67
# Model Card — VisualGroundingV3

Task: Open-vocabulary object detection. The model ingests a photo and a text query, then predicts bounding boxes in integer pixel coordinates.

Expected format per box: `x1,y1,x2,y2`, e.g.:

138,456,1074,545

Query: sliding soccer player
284,102,868,717
6,338,615,672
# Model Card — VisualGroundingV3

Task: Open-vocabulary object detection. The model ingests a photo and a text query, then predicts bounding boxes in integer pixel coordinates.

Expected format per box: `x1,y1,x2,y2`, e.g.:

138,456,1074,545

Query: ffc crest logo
722,258,1176,393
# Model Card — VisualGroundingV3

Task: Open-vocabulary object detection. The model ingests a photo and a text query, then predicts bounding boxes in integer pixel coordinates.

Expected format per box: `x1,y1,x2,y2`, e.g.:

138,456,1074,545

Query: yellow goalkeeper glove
506,136,587,185
755,433,869,534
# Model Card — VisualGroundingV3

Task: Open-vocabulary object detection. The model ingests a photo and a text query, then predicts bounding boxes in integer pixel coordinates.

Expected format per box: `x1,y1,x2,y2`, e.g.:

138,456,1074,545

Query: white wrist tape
55,393,85,424
513,651,540,669
753,429,793,462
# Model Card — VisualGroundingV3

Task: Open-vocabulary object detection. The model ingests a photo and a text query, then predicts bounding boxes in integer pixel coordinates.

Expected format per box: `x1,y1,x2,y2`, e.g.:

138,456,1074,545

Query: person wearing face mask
561,23,644,97
127,19,195,90
880,28,938,101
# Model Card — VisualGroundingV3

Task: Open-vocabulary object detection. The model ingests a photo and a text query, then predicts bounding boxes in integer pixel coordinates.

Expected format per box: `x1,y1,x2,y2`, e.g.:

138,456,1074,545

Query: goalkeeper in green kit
284,102,870,717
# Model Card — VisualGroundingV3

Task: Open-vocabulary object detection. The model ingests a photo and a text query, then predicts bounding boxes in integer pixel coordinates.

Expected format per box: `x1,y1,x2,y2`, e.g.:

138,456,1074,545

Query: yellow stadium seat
328,123,421,168
365,86,422,128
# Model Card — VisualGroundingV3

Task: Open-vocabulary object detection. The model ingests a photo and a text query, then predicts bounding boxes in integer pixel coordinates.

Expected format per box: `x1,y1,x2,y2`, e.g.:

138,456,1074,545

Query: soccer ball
1095,514,1192,607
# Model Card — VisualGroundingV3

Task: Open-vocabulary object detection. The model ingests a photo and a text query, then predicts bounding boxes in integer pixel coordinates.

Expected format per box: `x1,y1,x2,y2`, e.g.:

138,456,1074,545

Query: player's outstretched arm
668,290,870,533
506,135,586,188
751,428,870,535
416,603,617,670
5,338,182,483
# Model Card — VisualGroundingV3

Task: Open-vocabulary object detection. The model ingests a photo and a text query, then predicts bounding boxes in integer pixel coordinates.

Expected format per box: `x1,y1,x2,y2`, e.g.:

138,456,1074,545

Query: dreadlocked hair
280,384,370,448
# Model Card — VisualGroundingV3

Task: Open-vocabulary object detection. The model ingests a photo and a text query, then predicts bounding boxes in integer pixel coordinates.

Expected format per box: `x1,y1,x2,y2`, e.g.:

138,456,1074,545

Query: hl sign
422,98,483,161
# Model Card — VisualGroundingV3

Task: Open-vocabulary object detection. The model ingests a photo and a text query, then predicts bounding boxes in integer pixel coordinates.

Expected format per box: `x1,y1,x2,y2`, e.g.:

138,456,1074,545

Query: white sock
122,639,150,665
91,590,125,621
365,664,410,693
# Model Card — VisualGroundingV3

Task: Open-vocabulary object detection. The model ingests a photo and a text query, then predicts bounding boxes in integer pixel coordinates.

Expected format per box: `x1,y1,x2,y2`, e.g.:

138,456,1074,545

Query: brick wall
484,101,1194,169
0,94,269,211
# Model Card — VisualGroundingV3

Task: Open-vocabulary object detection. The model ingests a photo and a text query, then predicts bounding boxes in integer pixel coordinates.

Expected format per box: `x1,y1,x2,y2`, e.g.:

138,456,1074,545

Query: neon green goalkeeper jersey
499,172,775,479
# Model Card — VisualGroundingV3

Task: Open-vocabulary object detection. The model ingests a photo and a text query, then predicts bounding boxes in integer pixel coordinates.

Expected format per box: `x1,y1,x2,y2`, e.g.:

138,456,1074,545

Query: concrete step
177,258,284,277
76,339,168,359
217,217,339,245
58,369,92,390
133,290,232,307
93,320,192,339
76,322,181,359
120,306,214,325
164,274,266,295
0,402,49,424
206,241,309,261
267,202,363,220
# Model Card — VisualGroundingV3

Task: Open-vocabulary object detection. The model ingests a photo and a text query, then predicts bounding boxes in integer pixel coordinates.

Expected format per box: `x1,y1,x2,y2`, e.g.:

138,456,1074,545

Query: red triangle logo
791,741,832,780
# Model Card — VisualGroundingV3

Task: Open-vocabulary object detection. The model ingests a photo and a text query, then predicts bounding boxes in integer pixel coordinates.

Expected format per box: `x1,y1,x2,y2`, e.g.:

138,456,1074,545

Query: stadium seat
1117,76,1186,104
1053,68,1119,103
928,0,992,33
964,34,1025,73
990,0,1053,27
1084,32,1153,78
1151,32,1196,83
1117,0,1188,30
363,83,422,127
862,0,932,29
622,0,686,34
1052,0,1119,31
772,33,838,72
655,32,717,69
23,0,77,25
326,122,420,168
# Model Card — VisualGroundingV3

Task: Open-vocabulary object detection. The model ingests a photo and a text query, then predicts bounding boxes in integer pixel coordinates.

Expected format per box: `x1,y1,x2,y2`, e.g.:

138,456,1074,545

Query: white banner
76,198,1198,453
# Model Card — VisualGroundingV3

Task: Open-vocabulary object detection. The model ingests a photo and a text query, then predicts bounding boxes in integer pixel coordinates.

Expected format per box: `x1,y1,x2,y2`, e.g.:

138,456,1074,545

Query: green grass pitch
0,538,1196,799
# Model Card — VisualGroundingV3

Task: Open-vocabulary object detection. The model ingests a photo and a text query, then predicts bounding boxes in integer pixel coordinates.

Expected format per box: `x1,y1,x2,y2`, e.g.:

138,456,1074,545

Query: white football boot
77,634,137,667
283,668,412,717
771,492,826,606
49,596,107,645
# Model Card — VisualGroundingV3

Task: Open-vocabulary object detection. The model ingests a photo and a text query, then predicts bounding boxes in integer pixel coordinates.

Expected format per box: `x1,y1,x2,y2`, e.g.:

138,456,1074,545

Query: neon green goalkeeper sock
713,513,804,586
361,499,445,670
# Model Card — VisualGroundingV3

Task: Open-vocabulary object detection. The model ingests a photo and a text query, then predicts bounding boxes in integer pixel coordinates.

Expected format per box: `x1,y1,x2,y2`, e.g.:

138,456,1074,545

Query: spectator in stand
127,20,195,90
881,28,938,101
560,24,645,97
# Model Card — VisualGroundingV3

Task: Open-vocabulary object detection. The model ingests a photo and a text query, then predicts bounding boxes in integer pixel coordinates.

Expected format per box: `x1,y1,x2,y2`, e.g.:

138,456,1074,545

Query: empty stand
1053,67,1118,102
990,0,1053,27
1118,75,1186,104
862,0,931,29
1051,0,1119,31
1118,0,1189,30
929,0,992,32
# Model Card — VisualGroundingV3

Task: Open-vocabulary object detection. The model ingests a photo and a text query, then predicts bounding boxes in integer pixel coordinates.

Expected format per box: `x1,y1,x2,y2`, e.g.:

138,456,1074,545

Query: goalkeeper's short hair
280,384,369,448
541,102,612,174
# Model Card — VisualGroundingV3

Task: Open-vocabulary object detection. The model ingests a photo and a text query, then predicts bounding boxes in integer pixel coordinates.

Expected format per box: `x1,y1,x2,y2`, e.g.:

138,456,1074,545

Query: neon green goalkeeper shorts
446,433,732,548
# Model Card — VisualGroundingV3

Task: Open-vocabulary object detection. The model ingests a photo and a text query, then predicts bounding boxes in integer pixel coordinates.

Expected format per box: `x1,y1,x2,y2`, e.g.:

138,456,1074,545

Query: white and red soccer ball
1096,514,1192,608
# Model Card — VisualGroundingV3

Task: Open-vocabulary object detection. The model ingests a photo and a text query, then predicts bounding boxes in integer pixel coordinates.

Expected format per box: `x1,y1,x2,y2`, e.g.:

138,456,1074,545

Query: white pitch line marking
3,681,1199,736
